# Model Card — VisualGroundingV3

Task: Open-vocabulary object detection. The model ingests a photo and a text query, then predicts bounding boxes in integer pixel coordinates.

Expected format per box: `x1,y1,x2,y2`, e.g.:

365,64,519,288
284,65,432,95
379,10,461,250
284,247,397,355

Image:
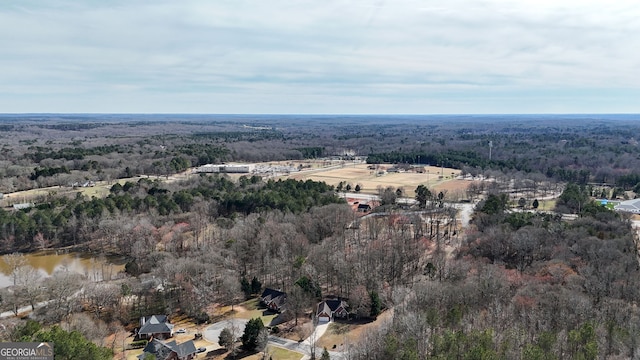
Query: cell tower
489,141,493,161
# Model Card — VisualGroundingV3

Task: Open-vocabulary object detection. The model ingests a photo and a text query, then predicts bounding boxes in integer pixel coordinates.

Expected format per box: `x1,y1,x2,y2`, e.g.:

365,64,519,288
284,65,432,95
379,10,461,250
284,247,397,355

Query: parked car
176,328,186,334
197,347,206,353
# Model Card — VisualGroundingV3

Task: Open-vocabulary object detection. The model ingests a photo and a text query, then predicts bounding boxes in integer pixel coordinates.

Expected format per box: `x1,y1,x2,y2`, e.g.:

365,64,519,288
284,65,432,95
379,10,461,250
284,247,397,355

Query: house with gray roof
137,338,197,360
138,315,174,340
614,199,640,214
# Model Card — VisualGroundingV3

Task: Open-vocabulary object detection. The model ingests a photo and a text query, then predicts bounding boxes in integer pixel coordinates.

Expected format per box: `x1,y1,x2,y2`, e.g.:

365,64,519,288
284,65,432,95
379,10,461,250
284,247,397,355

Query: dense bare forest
2,114,640,359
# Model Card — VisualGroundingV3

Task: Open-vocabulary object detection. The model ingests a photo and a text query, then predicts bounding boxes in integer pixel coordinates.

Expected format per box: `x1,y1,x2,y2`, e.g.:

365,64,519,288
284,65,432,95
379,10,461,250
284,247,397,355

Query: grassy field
240,346,303,360
316,322,357,350
0,176,148,207
538,199,557,211
220,298,279,327
2,162,471,207
262,346,304,360
288,163,465,197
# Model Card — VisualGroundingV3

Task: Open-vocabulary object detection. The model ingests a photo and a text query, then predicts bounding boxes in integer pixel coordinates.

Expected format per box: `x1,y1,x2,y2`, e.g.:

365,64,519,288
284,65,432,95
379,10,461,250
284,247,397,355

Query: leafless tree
220,272,242,311
14,265,43,310
288,285,312,326
512,228,540,273
349,285,370,319
0,288,22,316
43,270,85,322
84,282,120,319
4,253,27,287
33,233,49,251
64,313,111,347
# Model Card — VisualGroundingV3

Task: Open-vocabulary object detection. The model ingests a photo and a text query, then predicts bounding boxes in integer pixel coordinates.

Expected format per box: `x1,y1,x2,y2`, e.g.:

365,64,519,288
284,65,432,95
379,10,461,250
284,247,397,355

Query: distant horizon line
0,112,639,116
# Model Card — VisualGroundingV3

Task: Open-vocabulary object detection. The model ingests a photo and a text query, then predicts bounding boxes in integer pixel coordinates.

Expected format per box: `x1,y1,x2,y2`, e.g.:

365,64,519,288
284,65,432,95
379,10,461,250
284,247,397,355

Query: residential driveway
204,318,343,359
302,321,330,347
268,322,344,360
203,319,248,345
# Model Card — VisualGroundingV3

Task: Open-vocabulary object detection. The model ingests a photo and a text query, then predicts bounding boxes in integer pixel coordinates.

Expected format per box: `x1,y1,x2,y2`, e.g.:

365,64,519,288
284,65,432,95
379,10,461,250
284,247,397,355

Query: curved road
203,318,248,345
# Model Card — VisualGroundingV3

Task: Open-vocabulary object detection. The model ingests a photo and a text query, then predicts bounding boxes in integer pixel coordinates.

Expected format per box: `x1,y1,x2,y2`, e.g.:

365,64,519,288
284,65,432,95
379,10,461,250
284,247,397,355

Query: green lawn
241,298,260,310
228,298,278,327
76,186,110,198
234,308,277,327
538,199,556,211
241,346,304,360
264,346,304,360
317,322,356,350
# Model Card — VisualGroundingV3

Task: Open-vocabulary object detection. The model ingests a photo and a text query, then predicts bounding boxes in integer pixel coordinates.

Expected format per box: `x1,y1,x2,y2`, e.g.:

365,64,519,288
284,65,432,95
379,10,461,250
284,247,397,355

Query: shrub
194,311,210,325
128,340,148,349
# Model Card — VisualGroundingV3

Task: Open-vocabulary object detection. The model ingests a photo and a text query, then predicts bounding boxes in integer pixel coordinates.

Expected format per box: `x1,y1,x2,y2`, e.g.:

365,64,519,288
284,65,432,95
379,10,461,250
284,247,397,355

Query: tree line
0,176,343,252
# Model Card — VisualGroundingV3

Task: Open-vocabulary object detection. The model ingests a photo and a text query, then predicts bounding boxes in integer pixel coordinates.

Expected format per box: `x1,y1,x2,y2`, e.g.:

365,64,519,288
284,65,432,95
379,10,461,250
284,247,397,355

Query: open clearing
1,162,471,208
317,310,393,352
231,299,279,326
0,177,146,208
287,163,466,197
244,346,304,360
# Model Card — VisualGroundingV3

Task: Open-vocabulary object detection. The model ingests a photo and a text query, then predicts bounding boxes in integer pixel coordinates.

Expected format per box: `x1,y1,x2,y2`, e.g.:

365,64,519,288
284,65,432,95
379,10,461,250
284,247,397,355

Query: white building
195,164,254,174
614,199,640,214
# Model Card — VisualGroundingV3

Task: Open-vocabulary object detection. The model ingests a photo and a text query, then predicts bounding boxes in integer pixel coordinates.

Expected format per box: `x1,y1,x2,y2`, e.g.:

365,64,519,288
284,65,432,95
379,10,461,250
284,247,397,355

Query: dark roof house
138,315,174,340
357,201,379,212
316,299,349,323
260,288,287,312
138,338,197,360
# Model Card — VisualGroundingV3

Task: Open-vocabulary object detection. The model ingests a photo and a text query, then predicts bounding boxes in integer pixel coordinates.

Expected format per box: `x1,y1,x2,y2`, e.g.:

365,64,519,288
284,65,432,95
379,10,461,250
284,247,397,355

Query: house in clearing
138,315,174,340
356,200,379,213
260,288,287,312
316,299,349,323
138,338,197,360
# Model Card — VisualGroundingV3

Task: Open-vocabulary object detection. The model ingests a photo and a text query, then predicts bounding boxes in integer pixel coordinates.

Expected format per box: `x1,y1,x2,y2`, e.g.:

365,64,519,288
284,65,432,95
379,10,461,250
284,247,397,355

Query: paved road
0,288,84,319
0,303,43,319
203,318,248,345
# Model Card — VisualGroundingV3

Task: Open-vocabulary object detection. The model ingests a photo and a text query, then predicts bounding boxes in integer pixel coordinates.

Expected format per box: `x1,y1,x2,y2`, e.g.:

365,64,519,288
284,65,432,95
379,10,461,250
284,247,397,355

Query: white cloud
0,0,639,113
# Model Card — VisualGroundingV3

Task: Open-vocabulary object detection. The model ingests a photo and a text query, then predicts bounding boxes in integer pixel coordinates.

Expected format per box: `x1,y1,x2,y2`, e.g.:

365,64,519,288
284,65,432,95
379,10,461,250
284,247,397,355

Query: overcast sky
1,0,639,114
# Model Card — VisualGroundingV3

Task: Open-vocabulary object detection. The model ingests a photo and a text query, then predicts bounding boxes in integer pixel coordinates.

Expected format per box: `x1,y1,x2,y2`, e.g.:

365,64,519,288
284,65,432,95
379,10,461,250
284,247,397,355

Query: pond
0,250,127,288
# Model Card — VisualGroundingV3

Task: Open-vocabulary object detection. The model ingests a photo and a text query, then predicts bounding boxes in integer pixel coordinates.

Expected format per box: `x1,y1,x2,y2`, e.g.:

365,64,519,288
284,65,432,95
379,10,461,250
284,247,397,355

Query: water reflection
0,251,127,288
